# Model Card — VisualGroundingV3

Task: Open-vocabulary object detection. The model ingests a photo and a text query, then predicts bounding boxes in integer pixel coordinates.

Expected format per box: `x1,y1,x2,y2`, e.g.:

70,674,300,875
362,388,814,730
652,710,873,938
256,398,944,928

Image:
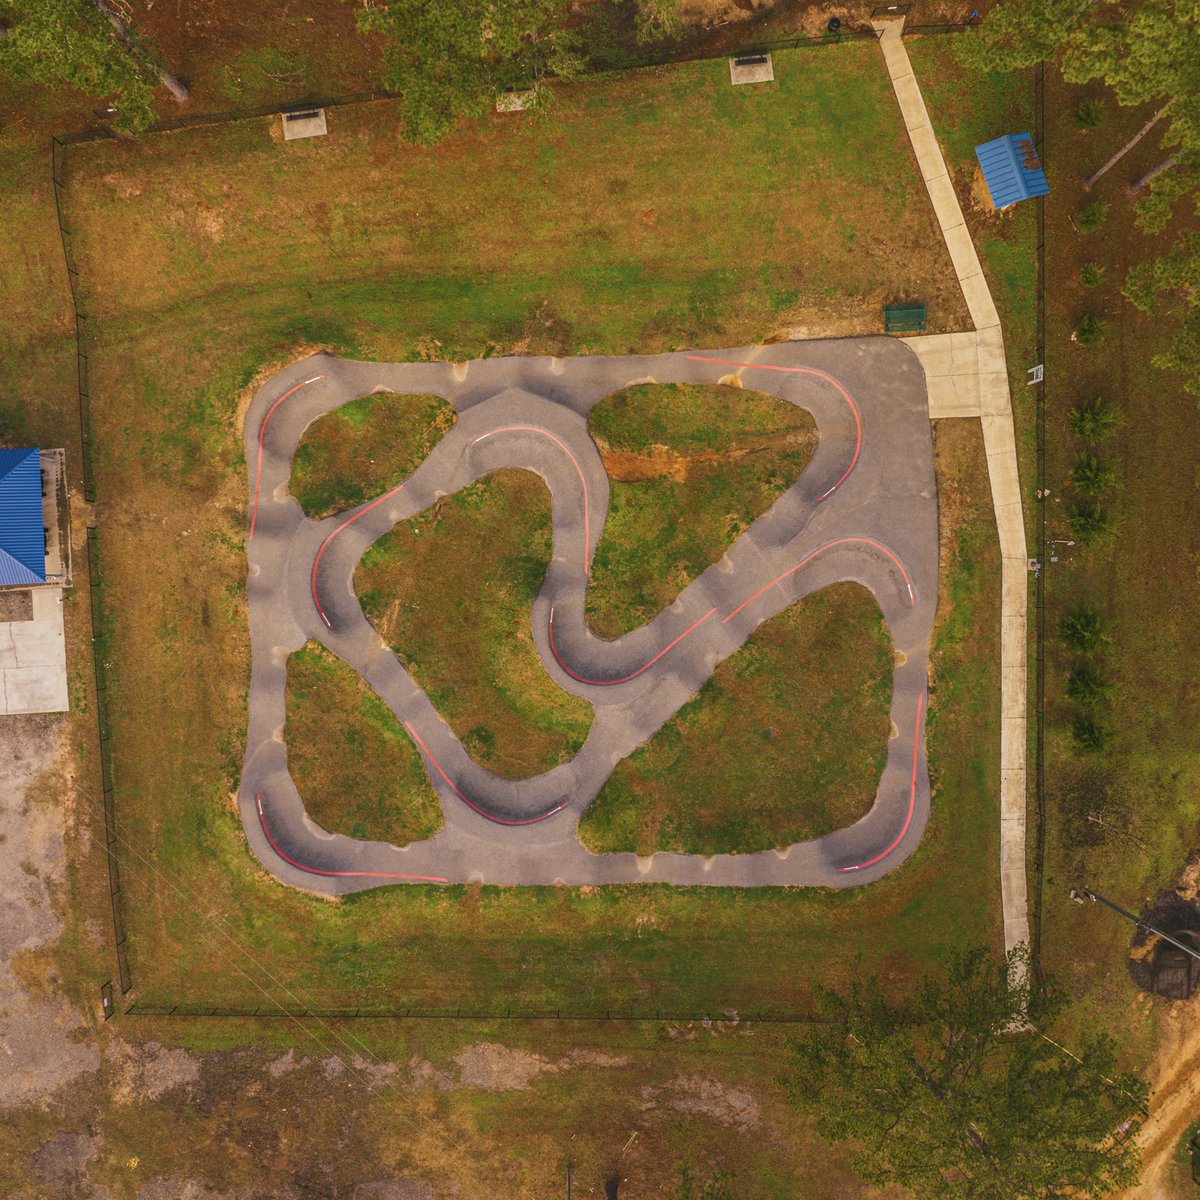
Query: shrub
1070,454,1116,496
1071,713,1111,754
1077,201,1109,231
1075,99,1104,129
1069,398,1121,441
1074,315,1107,346
1079,263,1106,288
1068,501,1114,542
1067,662,1109,706
1058,606,1109,654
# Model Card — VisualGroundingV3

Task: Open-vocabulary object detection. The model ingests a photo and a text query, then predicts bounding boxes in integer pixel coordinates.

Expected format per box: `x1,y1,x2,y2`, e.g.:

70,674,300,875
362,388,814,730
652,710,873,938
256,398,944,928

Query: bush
1075,99,1104,129
1077,201,1109,231
1074,315,1107,346
1070,454,1116,496
1071,713,1111,754
1068,501,1114,543
1069,398,1121,441
1079,263,1106,288
1058,606,1109,653
1067,662,1109,706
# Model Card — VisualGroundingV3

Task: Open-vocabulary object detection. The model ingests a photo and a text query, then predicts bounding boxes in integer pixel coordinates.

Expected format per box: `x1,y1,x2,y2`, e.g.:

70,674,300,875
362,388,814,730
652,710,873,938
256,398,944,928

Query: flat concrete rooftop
0,587,68,715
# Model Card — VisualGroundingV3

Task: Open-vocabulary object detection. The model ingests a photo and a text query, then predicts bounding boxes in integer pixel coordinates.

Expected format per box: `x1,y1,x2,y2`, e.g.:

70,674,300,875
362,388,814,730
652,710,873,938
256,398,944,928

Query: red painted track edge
836,690,926,873
249,374,324,540
547,604,716,686
310,479,407,628
255,794,448,882
684,355,862,501
403,722,569,827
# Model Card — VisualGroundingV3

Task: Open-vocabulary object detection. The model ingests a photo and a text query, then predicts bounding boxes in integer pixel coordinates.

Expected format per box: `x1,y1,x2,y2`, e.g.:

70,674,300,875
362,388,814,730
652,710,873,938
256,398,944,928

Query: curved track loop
238,340,938,892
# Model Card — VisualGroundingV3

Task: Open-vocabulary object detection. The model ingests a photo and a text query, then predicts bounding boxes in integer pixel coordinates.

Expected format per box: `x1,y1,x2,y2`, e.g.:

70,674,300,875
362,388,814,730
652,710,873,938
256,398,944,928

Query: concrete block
281,108,328,141
729,54,774,86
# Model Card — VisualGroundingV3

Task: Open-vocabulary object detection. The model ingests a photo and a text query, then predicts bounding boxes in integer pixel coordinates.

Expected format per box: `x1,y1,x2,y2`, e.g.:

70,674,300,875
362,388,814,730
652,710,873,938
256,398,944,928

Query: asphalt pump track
238,338,939,893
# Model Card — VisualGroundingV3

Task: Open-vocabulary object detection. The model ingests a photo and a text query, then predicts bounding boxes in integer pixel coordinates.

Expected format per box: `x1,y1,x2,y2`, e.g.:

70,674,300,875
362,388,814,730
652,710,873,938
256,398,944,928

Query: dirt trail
598,429,817,482
1121,992,1200,1199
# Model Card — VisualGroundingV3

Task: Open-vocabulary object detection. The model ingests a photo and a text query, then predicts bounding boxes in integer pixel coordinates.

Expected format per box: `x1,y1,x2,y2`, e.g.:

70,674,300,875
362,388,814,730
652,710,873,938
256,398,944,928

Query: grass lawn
1034,68,1200,1068
64,42,966,354
356,469,593,779
91,414,1000,1018
42,41,1000,1019
579,582,892,854
910,34,1200,1084
585,381,816,638
290,390,456,518
284,641,442,845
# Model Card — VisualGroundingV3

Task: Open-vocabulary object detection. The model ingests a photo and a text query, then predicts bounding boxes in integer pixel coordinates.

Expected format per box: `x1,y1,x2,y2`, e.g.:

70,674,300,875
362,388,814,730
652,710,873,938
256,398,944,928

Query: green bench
883,302,927,334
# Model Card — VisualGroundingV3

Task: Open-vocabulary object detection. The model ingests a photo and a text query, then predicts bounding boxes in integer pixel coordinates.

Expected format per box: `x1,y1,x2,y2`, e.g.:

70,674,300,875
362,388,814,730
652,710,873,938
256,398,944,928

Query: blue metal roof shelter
0,448,47,586
975,133,1050,210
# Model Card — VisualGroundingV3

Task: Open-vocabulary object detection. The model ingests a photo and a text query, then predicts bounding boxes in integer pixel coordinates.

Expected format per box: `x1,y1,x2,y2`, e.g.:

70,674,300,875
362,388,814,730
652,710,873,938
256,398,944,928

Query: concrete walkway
874,17,1031,958
238,339,940,893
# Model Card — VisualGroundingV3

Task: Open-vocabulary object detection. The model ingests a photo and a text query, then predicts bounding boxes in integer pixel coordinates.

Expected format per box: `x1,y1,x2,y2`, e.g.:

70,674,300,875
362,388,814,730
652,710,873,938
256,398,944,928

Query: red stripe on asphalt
403,722,569,826
249,374,324,539
836,691,925,873
547,604,716,686
721,537,916,625
255,793,448,882
472,425,592,576
310,479,408,628
684,355,862,500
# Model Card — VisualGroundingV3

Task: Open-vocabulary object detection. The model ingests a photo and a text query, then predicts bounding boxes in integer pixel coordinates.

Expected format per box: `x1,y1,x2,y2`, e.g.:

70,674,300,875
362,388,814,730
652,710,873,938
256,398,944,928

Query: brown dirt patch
600,428,817,483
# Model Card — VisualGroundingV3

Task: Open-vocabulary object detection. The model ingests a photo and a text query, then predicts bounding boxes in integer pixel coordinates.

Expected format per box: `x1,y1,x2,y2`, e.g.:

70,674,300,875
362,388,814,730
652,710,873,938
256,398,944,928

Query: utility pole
1082,886,1200,962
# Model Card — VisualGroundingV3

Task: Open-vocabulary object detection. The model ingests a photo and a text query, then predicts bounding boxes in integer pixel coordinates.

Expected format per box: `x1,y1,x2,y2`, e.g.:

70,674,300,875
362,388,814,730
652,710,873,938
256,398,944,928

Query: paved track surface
237,338,938,894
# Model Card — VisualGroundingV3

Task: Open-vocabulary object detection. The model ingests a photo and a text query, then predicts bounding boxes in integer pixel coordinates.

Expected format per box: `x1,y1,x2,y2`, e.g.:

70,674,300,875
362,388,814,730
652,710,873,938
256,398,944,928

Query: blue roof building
0,448,47,586
975,133,1050,210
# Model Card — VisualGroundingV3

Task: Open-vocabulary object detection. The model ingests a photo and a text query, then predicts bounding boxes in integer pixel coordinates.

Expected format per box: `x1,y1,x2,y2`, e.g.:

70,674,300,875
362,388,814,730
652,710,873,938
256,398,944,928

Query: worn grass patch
64,43,967,351
355,469,593,779
46,42,1000,1020
290,390,456,519
585,382,816,637
580,582,892,855
284,641,442,845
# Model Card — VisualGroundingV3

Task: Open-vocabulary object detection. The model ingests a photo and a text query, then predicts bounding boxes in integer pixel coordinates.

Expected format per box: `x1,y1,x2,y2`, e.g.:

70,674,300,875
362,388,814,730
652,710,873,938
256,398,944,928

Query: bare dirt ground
0,703,824,1197
1119,990,1200,1200
0,714,100,1110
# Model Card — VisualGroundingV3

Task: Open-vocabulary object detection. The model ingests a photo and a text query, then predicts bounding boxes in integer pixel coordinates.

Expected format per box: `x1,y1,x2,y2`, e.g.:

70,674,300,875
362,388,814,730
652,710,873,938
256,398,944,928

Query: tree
958,0,1200,393
1069,453,1116,496
1058,606,1110,654
1073,314,1107,345
1067,661,1110,705
784,947,1146,1200
1068,501,1115,542
1069,398,1121,440
0,0,185,132
356,0,583,145
1072,712,1111,753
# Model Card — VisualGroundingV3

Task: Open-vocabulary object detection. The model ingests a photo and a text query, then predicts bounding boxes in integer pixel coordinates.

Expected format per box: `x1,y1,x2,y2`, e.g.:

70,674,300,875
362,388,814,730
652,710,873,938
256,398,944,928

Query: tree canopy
785,947,1146,1199
957,0,1200,393
0,0,169,131
356,0,584,145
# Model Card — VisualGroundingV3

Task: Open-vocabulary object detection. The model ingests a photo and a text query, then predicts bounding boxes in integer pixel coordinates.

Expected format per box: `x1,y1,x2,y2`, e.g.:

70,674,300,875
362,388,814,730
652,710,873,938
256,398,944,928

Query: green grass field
355,469,594,779
585,381,816,638
285,641,443,844
290,390,456,518
579,582,892,854
41,41,1000,1021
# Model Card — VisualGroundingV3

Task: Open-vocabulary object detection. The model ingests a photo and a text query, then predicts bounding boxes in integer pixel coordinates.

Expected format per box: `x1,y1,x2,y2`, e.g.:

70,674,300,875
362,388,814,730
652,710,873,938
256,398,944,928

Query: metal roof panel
0,448,47,584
